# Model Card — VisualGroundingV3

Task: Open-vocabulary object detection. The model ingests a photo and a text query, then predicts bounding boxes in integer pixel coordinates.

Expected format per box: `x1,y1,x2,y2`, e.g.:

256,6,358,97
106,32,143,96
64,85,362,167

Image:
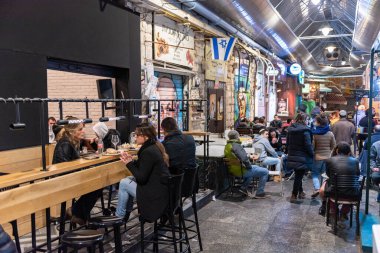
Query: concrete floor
187,177,372,253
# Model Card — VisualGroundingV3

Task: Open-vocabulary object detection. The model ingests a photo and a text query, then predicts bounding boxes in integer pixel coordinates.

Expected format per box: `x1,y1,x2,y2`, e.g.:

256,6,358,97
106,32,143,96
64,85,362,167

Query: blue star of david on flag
210,37,236,61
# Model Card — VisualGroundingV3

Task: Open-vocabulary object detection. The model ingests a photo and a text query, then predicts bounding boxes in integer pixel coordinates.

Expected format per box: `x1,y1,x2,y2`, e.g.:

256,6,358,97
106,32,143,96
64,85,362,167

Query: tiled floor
185,177,378,253
18,177,379,253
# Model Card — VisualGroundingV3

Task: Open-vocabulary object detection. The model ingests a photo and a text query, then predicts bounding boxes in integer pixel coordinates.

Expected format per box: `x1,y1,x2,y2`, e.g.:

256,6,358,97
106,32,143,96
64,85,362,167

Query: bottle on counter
97,138,104,156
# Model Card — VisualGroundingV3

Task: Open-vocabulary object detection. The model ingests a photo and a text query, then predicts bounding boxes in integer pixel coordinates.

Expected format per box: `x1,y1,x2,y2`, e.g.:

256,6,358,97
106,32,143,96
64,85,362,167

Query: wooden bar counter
0,154,130,232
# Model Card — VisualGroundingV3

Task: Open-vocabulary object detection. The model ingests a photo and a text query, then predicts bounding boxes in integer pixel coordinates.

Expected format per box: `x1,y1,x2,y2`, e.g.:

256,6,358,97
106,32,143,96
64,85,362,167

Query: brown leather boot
298,192,306,199
290,194,298,203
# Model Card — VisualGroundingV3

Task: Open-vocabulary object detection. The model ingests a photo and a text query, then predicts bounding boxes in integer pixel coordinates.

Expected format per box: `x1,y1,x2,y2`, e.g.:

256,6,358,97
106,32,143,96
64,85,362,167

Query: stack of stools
139,172,191,253
88,216,124,253
61,229,104,253
181,166,203,251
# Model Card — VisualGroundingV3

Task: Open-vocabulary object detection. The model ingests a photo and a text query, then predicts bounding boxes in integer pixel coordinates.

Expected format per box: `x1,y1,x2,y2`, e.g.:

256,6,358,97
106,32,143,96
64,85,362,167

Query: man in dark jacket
270,115,282,129
0,225,17,253
287,113,314,203
161,117,196,170
320,142,360,220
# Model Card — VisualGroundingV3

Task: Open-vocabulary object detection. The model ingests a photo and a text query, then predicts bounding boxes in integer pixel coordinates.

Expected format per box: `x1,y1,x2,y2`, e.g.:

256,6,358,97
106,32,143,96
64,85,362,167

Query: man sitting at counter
225,130,269,198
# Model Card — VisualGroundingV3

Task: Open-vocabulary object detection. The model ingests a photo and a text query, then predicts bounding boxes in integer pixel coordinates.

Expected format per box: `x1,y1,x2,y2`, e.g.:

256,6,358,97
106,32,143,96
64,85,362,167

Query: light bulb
326,46,335,53
319,27,333,36
341,60,346,65
311,0,320,4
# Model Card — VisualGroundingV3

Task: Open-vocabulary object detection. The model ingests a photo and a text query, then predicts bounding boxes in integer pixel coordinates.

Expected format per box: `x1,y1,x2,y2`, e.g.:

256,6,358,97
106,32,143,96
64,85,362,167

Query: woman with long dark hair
53,117,102,225
287,113,314,203
116,123,170,222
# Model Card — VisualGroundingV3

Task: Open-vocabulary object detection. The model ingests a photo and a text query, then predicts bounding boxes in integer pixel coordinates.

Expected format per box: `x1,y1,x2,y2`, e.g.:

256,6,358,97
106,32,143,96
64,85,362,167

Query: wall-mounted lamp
9,101,26,130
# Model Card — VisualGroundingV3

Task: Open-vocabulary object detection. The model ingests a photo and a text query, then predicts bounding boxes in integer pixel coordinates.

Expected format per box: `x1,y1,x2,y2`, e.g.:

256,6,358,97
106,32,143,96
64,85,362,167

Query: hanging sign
210,37,236,61
289,63,302,75
298,70,305,84
266,67,279,76
154,15,195,68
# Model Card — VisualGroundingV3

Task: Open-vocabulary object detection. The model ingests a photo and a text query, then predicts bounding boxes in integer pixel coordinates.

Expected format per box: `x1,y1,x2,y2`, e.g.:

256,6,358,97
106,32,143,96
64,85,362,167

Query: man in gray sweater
253,129,281,172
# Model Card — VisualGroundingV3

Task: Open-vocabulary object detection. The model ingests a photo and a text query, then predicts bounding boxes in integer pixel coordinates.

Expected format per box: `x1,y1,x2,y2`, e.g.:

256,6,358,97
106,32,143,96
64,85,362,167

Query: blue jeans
116,176,137,218
242,165,269,194
312,160,326,190
262,156,281,171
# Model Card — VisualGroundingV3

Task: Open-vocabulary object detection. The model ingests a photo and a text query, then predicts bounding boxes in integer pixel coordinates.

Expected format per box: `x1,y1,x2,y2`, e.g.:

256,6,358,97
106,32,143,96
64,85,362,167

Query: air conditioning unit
324,47,340,61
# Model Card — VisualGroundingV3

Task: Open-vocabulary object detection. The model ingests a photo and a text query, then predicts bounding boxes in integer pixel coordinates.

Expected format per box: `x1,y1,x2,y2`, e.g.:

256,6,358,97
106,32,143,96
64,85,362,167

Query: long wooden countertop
0,155,130,225
0,155,121,189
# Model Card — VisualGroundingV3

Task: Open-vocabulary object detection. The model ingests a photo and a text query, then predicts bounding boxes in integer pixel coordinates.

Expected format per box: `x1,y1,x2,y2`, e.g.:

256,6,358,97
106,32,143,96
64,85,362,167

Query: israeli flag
211,37,236,61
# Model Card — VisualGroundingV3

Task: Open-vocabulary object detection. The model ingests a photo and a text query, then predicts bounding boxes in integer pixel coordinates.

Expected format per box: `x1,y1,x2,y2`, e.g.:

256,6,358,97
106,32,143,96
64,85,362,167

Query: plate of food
103,148,121,156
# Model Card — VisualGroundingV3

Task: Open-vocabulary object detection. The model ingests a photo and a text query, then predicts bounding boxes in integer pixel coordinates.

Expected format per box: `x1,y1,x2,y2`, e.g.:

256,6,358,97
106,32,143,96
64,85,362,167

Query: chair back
332,174,364,201
166,173,184,214
181,166,199,198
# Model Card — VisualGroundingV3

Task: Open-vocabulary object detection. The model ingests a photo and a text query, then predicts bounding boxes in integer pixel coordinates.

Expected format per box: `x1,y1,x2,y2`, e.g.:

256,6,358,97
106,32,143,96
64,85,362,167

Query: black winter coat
162,130,196,169
0,225,17,253
127,140,170,222
52,137,80,164
325,155,360,198
286,123,313,171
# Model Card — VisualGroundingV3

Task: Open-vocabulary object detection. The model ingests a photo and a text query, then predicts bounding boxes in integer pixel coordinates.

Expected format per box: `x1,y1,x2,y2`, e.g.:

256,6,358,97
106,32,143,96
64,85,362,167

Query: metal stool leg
192,194,203,251
11,220,21,253
113,225,123,253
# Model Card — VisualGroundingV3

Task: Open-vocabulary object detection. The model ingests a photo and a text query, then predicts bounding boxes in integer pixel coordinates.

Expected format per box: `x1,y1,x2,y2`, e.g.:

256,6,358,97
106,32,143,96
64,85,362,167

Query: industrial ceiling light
326,46,335,53
319,27,333,36
311,0,320,4
341,58,346,65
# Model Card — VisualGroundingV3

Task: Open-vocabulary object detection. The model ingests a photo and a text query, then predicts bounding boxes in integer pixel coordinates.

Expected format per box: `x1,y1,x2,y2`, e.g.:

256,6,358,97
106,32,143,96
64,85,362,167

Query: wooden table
0,155,130,233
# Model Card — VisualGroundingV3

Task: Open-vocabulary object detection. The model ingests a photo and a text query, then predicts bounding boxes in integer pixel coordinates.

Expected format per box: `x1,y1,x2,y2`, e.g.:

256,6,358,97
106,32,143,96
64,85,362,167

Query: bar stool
61,229,104,253
140,173,191,253
88,216,124,253
181,166,203,251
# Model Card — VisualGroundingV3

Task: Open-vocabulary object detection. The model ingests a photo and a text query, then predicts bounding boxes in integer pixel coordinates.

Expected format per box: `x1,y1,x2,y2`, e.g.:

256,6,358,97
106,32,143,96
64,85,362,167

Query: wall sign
289,63,302,75
154,15,195,68
298,69,305,84
266,67,279,76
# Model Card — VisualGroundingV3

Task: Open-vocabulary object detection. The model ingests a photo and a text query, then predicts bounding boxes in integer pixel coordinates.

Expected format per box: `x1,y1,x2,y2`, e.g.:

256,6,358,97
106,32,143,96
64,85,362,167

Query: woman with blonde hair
116,123,170,222
53,117,102,225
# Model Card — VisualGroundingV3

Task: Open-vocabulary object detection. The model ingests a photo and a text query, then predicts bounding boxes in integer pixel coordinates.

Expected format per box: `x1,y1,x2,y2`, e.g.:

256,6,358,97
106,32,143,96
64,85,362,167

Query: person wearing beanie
224,130,269,198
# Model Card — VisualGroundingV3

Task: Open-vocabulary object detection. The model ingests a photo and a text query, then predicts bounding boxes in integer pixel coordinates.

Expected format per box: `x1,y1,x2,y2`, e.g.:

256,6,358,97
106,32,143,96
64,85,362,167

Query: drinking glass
111,135,120,150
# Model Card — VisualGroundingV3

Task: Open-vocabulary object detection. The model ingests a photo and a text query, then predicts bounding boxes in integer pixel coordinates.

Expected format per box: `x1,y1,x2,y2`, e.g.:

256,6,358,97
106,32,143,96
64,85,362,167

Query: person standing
287,113,314,203
331,110,355,145
311,114,336,198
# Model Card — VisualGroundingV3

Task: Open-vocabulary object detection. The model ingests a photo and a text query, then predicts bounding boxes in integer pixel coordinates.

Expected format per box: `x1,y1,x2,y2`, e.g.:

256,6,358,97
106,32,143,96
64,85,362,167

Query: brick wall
47,70,116,139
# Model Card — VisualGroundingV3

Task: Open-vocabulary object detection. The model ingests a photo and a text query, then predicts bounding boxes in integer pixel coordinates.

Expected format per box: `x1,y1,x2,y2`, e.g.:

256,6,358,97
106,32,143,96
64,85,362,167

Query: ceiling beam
299,34,353,40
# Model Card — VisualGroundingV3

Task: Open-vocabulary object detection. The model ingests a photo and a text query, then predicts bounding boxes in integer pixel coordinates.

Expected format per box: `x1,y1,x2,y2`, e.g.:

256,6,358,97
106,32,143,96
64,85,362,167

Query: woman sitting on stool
53,116,103,225
116,123,170,222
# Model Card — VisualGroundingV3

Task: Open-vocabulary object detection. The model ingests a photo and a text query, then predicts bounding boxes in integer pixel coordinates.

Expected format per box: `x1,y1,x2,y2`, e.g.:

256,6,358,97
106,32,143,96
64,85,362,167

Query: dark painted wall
0,0,141,150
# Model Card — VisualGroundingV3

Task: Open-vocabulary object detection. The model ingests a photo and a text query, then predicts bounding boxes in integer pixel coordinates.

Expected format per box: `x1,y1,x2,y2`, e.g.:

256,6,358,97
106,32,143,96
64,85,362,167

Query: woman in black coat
287,113,314,203
117,123,170,222
53,117,102,225
0,225,17,253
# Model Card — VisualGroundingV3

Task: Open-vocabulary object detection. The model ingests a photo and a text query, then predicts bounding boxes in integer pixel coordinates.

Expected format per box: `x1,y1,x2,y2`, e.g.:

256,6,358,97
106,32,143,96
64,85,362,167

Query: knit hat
228,130,240,140
93,122,108,140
